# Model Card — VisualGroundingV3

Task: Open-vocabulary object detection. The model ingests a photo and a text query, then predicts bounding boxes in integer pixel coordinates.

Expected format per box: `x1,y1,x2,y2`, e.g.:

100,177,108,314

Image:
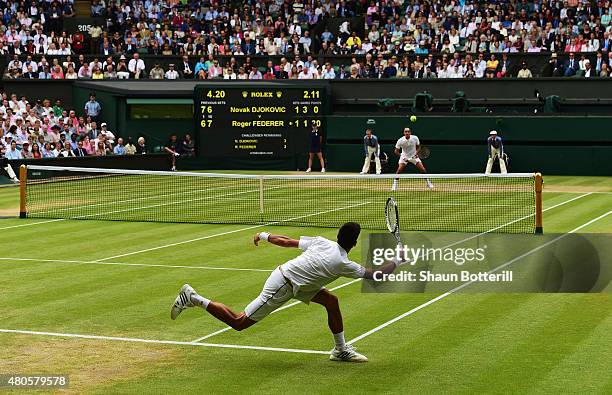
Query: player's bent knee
322,292,339,310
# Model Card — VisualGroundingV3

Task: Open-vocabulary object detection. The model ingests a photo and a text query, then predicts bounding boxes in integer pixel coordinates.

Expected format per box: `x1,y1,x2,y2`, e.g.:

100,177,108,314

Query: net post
259,176,264,214
534,172,543,234
19,165,27,218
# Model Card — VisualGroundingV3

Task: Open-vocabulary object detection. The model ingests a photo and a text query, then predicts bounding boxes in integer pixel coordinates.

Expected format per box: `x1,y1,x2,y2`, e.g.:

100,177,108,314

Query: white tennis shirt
395,135,420,158
280,236,366,296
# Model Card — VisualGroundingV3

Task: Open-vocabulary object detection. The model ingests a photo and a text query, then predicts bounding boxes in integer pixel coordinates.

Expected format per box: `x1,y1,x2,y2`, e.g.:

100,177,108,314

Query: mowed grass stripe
462,294,612,393
531,305,612,394
1,221,254,262
542,193,612,232
353,295,541,390
361,294,609,392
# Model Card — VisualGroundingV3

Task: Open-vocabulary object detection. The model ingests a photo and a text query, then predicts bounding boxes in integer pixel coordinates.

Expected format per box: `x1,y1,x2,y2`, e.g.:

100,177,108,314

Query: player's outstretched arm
253,232,299,248
363,262,397,280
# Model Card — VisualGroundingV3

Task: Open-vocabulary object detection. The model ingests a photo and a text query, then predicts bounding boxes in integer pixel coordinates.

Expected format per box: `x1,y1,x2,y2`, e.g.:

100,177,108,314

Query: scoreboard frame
194,82,330,161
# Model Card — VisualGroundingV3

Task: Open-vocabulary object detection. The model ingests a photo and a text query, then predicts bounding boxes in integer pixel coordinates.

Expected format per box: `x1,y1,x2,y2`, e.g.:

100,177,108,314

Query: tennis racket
418,146,431,159
385,197,401,244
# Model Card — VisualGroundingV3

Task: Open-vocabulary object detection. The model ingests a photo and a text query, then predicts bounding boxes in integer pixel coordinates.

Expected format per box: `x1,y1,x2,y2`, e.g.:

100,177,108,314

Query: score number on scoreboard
194,86,325,158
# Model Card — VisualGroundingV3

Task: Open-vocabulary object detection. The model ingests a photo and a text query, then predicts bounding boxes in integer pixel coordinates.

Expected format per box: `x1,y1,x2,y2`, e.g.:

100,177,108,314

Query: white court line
0,329,328,355
544,190,612,195
347,209,612,345
192,278,363,343
95,202,370,262
0,257,273,273
0,218,65,230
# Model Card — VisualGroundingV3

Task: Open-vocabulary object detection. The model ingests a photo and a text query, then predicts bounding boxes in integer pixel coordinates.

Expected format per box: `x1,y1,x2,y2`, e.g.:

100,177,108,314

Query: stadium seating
0,92,118,158
0,1,611,79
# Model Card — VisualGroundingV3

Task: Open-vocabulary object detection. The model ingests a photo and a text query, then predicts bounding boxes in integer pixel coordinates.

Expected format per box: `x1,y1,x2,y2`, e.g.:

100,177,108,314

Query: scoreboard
194,84,327,158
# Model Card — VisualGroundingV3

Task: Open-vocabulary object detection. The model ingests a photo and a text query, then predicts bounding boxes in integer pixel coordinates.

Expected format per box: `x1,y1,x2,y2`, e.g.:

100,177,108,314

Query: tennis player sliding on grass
171,222,408,362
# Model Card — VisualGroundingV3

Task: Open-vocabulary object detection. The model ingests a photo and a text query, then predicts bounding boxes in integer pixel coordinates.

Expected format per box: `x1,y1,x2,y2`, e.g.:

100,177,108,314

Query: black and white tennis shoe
171,284,196,320
330,344,368,362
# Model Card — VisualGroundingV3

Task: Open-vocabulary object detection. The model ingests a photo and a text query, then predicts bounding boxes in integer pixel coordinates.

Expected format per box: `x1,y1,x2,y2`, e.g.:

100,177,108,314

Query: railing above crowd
1,52,611,80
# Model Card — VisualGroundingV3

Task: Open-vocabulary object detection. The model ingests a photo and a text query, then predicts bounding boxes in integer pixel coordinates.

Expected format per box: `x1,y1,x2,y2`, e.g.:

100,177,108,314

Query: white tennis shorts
399,155,421,165
244,268,293,321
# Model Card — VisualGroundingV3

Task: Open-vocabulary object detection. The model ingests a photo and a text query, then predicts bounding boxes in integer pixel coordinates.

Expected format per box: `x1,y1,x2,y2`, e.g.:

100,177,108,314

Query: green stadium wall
65,82,612,175
324,115,612,175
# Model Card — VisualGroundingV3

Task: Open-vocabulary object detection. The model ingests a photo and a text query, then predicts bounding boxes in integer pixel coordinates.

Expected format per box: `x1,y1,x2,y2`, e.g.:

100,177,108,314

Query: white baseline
0,328,328,355
0,257,273,273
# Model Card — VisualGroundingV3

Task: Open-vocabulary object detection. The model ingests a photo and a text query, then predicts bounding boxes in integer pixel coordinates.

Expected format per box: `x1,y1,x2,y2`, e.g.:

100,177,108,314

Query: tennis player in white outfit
171,222,408,362
393,127,433,190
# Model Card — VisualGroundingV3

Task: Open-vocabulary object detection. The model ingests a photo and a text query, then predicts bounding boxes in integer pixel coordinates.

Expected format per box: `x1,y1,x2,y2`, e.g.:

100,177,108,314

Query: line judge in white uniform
393,127,433,190
171,222,409,363
485,130,507,174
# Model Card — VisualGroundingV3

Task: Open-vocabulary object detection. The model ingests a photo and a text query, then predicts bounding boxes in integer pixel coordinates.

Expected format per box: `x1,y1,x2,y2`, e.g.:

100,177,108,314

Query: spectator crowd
0,91,195,163
1,0,612,79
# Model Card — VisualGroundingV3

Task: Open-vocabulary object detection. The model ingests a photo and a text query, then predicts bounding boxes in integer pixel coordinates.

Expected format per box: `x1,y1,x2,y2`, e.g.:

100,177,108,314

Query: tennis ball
410,115,417,122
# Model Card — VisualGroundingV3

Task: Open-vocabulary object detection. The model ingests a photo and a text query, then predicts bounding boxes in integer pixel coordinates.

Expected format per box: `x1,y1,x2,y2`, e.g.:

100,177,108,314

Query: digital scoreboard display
194,84,326,158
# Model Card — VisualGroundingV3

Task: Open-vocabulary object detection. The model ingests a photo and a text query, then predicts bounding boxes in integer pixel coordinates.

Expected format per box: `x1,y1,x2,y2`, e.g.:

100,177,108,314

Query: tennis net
21,165,542,234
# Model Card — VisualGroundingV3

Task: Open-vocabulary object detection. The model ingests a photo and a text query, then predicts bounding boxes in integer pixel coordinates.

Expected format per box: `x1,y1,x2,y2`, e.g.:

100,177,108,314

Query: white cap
101,122,107,127
489,130,497,135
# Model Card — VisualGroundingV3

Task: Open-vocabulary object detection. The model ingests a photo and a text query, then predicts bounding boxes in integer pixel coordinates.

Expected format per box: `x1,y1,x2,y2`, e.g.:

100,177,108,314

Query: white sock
191,293,210,309
333,331,346,350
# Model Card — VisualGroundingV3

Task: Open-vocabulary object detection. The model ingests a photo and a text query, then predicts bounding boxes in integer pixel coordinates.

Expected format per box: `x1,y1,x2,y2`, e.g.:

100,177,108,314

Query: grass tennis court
1,174,611,393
